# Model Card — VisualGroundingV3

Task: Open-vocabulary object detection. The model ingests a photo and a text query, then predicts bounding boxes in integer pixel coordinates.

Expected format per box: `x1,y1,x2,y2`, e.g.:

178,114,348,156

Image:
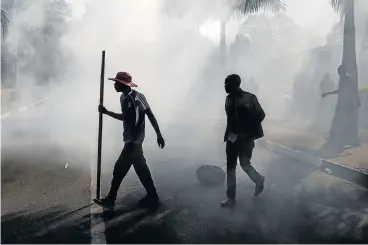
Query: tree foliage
330,0,344,13
235,0,285,17
163,0,285,22
17,0,72,86
1,9,10,39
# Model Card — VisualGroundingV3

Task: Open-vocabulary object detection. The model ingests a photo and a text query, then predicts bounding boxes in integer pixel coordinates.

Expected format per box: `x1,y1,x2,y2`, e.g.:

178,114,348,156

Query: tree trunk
342,0,357,74
327,0,361,152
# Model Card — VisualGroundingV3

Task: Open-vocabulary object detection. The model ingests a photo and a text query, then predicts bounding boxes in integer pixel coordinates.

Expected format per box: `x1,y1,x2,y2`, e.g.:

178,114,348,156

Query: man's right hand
98,105,108,114
157,135,165,149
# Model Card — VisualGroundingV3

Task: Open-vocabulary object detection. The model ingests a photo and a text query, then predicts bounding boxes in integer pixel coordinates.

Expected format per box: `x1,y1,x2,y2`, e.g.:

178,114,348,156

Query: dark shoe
220,198,236,208
254,176,265,197
94,197,115,209
137,194,159,208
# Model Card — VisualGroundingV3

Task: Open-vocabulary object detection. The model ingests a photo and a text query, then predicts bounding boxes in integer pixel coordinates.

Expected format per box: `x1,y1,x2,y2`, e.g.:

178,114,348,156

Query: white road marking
91,209,146,231
90,149,107,244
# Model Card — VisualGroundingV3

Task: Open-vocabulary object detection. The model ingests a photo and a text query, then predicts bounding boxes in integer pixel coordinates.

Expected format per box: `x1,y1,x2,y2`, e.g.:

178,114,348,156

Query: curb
264,119,368,143
257,139,368,189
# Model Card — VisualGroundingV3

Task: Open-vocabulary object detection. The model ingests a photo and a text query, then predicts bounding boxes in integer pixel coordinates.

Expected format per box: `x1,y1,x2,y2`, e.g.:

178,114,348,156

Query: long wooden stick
96,50,105,199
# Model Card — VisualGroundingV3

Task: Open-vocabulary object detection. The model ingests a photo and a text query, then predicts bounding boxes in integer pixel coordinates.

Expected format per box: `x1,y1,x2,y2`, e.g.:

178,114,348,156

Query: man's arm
98,105,125,121
105,110,125,121
250,95,265,123
145,109,163,137
322,90,339,98
224,97,230,142
146,108,165,148
137,93,165,148
137,93,163,137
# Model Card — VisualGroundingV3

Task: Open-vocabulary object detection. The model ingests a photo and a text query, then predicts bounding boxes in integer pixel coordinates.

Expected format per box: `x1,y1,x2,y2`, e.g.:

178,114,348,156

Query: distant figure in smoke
221,74,266,207
95,72,165,209
320,73,335,95
315,73,336,133
322,65,361,151
292,75,308,121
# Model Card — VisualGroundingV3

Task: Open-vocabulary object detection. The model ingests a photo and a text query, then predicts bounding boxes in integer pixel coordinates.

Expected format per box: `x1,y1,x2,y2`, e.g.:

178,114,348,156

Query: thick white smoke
2,0,344,171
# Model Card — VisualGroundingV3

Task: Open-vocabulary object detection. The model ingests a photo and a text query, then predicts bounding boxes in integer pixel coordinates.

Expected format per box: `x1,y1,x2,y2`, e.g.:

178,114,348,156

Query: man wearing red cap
94,72,165,209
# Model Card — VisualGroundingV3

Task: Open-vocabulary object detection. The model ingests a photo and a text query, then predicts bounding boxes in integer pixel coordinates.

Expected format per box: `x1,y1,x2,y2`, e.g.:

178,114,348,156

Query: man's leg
238,139,265,197
132,144,159,204
94,144,134,208
221,141,238,207
107,144,134,201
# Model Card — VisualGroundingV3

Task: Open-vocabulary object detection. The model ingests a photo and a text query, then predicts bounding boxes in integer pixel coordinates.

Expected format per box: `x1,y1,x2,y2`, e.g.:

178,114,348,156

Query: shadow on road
1,204,92,244
97,201,181,244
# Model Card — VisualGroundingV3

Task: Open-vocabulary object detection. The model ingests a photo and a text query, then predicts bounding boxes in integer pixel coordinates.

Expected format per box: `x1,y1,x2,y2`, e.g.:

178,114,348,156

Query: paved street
1,100,368,243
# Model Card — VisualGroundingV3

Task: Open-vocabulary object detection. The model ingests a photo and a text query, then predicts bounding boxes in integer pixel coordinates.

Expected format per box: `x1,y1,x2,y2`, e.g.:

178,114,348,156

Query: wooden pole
96,50,105,199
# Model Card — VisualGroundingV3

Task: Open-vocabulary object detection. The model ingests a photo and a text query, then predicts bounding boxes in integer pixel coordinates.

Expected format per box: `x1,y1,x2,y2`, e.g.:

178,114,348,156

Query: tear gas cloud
2,0,344,167
3,0,217,155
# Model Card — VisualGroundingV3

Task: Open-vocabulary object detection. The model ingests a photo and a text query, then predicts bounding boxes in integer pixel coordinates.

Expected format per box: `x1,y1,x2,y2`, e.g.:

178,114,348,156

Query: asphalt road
1,99,368,244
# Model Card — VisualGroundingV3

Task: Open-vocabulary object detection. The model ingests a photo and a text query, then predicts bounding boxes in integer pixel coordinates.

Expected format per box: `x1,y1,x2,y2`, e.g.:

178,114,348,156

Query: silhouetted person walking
315,73,336,134
95,72,165,209
322,65,361,151
221,74,265,208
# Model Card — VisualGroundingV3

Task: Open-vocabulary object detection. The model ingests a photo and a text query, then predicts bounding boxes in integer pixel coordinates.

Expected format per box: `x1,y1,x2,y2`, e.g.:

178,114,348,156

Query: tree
17,0,72,86
322,0,361,154
1,9,10,39
220,0,286,66
163,0,285,67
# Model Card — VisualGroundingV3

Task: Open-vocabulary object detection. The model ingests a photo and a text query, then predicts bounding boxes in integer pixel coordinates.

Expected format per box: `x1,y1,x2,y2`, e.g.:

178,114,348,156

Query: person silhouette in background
317,73,336,134
322,65,361,151
95,72,165,209
221,74,266,208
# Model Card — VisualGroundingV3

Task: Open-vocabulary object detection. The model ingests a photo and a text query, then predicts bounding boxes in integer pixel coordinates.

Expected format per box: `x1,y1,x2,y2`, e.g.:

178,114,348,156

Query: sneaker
137,194,159,208
93,197,115,209
254,176,265,197
220,198,236,208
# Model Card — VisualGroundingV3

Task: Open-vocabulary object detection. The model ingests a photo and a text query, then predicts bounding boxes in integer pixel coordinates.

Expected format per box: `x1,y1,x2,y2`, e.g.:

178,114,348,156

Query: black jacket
224,90,265,142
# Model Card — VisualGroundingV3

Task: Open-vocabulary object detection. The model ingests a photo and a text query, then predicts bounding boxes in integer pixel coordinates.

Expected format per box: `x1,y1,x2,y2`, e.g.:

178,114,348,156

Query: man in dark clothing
221,74,266,208
322,65,361,150
94,72,165,209
315,73,336,133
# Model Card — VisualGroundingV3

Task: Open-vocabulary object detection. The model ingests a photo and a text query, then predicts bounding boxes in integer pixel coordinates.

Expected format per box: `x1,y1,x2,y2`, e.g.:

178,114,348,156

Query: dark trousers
107,142,157,200
226,138,263,199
